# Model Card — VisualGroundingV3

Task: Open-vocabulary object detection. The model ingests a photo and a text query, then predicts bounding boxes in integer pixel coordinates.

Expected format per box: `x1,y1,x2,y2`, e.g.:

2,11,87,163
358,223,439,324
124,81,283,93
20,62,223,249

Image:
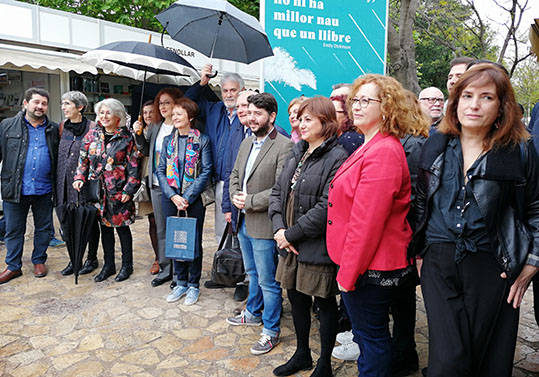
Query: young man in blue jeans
226,93,293,355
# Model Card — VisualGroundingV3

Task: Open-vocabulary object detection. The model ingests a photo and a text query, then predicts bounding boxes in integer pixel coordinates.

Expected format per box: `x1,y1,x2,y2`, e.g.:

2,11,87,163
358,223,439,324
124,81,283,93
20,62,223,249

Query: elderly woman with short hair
73,98,140,283
57,91,100,277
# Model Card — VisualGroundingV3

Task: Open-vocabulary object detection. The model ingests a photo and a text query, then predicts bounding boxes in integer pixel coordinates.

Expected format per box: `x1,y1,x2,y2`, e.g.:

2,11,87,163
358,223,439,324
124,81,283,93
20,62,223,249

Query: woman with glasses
133,88,183,288
326,74,418,377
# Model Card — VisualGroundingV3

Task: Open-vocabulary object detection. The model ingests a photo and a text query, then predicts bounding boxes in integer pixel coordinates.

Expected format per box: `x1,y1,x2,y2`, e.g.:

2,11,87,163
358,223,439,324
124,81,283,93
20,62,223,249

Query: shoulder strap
59,120,66,137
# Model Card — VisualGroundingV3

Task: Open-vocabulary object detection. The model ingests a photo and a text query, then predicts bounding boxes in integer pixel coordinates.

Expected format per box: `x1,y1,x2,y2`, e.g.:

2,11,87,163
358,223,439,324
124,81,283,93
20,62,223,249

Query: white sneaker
332,341,360,361
166,285,188,303
336,330,354,345
184,287,200,306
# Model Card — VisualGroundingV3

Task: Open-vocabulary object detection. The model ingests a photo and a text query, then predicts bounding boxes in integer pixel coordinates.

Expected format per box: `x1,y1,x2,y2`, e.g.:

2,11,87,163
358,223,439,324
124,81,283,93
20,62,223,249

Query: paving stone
51,352,89,370
121,349,160,365
9,360,49,377
7,349,44,366
0,335,18,348
110,362,145,375
63,360,104,376
29,335,59,349
157,355,189,369
78,333,104,351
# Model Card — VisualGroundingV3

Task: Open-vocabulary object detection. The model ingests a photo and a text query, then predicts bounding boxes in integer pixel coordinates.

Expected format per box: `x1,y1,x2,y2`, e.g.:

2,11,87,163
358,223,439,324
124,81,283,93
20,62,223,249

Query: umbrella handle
161,22,168,47
208,70,218,78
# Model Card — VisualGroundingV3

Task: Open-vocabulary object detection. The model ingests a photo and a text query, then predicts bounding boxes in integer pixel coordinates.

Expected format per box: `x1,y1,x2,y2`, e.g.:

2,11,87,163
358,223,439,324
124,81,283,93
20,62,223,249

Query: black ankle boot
310,360,333,377
273,350,313,376
79,259,99,275
61,262,73,276
115,266,133,282
94,265,116,282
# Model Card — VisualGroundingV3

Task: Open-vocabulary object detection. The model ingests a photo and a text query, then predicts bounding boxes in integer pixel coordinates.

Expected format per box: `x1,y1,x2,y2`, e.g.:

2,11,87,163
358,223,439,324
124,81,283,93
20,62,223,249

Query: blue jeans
342,284,393,377
4,193,53,271
237,219,282,337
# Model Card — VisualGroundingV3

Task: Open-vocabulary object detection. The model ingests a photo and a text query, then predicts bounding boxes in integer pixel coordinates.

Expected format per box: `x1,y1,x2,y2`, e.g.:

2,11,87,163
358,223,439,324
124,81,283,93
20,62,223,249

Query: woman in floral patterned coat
73,98,140,283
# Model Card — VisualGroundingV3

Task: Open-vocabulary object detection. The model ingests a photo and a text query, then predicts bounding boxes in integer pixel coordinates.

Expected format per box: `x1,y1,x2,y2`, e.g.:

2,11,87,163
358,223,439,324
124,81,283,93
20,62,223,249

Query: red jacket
327,132,412,291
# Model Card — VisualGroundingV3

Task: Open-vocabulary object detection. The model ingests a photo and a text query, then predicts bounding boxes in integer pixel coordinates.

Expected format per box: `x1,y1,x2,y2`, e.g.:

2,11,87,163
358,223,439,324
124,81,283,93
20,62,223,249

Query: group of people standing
0,57,538,377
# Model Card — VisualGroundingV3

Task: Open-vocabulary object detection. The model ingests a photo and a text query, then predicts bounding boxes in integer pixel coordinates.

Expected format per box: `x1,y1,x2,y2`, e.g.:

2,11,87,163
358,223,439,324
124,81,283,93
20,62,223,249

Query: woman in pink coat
327,74,418,377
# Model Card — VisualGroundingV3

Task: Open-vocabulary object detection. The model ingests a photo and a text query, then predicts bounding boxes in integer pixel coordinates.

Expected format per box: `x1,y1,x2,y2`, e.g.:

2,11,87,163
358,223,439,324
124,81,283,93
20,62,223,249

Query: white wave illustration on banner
265,47,317,91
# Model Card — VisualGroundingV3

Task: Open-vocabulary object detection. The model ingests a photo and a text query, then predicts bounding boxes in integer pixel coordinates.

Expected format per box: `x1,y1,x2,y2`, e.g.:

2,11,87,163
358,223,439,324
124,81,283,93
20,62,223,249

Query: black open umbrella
58,200,99,284
79,39,199,125
157,0,273,76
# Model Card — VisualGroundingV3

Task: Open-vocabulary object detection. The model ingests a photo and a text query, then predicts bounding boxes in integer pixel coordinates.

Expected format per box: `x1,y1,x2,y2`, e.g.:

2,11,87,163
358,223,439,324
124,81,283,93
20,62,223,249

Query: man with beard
226,93,293,355
185,64,244,242
418,87,444,133
0,88,59,284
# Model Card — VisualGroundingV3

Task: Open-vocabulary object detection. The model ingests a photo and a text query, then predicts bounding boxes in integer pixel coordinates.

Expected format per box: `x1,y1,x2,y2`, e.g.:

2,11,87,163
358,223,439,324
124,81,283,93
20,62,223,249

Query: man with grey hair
0,87,59,284
186,63,245,242
418,87,444,133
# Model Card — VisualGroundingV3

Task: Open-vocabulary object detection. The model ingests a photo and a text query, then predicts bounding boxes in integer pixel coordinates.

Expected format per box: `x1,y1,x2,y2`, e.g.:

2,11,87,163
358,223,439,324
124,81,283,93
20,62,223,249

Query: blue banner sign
262,0,388,131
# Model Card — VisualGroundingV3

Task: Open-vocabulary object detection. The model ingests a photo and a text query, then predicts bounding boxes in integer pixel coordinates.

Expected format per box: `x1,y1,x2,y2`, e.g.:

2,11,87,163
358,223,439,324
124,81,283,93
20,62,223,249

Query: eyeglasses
350,97,382,109
419,97,444,104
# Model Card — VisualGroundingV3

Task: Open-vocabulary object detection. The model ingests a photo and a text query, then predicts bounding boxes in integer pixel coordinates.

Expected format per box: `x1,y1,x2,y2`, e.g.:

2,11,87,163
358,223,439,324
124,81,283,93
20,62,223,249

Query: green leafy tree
511,57,539,118
20,0,259,31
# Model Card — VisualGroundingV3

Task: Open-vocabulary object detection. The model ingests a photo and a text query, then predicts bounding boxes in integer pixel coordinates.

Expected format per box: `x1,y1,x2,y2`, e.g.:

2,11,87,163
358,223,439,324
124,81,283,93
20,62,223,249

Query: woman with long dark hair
412,64,539,377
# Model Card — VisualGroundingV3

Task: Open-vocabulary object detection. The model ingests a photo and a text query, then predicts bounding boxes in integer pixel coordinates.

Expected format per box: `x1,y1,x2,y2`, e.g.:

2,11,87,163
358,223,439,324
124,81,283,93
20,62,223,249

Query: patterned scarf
166,128,202,192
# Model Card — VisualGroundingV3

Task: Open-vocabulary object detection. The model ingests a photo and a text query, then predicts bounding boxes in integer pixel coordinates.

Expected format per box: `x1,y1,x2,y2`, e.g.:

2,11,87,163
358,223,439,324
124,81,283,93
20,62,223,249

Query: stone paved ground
0,204,538,376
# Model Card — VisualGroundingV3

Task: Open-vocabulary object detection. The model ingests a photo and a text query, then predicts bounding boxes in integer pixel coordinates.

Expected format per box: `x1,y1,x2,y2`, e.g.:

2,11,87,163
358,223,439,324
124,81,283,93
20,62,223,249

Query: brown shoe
0,268,22,284
33,263,48,278
150,260,159,275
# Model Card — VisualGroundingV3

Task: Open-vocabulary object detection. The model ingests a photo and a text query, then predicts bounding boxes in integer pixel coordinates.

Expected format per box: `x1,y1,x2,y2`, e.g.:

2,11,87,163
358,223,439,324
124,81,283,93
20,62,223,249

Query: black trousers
390,281,419,371
421,243,519,377
100,224,133,268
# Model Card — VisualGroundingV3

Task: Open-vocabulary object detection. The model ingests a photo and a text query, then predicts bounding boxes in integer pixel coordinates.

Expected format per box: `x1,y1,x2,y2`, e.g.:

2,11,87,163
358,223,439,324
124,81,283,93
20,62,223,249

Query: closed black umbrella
58,201,99,284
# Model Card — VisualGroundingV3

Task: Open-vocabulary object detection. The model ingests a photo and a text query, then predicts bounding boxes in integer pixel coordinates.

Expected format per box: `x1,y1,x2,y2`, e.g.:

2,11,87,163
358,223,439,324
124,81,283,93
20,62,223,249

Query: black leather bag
210,223,245,287
83,178,102,203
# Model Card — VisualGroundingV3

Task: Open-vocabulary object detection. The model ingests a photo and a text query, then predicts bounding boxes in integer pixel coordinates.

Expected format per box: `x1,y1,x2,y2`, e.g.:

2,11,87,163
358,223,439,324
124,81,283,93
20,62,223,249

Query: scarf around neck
166,128,202,193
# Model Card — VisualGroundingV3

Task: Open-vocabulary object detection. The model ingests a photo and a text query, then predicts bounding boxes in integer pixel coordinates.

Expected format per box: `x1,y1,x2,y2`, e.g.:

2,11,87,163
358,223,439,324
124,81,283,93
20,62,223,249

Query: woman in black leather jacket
412,63,539,377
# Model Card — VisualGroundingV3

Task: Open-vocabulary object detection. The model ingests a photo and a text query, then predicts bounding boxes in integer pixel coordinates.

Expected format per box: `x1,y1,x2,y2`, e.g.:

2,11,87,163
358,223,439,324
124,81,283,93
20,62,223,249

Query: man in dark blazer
226,93,293,355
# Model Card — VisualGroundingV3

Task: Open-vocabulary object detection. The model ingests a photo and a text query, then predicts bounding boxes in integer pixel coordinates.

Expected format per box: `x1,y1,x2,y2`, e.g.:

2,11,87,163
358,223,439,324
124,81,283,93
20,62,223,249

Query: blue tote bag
165,212,198,261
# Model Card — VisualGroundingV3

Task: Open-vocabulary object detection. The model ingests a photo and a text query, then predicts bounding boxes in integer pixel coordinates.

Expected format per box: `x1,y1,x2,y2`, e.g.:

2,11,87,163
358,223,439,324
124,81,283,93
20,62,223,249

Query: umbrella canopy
58,201,99,284
156,0,273,64
79,41,199,85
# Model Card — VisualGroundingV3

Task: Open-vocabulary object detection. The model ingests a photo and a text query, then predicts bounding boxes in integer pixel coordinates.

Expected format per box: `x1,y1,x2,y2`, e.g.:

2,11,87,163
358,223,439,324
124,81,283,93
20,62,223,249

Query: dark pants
390,276,419,372
421,243,519,377
100,224,132,268
342,284,393,377
4,193,53,271
161,196,205,288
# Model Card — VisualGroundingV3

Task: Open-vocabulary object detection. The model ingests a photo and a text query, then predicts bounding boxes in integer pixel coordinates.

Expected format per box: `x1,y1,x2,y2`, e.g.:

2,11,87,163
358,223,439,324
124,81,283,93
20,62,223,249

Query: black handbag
210,223,245,287
83,178,102,203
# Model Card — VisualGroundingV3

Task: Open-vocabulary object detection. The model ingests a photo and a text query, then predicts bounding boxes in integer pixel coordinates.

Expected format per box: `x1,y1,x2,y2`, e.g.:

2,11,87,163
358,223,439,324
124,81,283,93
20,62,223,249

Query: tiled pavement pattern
0,204,538,376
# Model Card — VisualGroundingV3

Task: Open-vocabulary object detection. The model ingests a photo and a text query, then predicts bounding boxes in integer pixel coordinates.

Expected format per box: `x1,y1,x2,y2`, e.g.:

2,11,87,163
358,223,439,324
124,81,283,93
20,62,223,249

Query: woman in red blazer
327,74,418,377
